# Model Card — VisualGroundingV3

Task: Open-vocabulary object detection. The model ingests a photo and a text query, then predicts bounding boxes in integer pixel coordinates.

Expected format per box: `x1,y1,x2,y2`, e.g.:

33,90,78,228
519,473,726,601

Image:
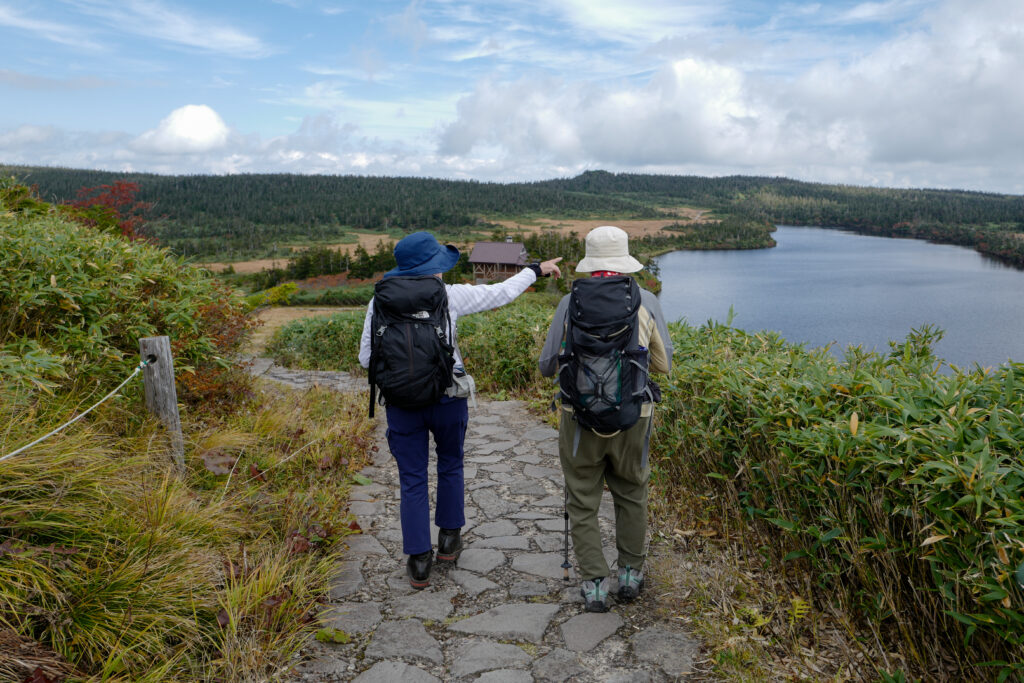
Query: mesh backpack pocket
558,276,651,433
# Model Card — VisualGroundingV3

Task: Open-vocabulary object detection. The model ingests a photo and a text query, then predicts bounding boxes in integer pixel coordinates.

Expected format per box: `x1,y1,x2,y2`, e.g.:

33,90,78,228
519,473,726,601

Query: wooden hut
469,240,529,283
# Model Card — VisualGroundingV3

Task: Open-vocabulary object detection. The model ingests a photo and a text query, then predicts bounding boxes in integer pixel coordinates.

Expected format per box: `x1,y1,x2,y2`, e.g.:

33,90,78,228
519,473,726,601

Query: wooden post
139,336,185,470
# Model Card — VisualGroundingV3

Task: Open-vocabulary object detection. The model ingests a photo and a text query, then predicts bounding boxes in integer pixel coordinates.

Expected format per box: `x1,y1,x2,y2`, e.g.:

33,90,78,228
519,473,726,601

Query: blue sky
1,0,1022,192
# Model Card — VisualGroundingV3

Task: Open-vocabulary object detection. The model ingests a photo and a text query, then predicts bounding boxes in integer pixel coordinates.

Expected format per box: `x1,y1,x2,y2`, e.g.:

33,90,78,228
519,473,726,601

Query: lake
655,225,1024,368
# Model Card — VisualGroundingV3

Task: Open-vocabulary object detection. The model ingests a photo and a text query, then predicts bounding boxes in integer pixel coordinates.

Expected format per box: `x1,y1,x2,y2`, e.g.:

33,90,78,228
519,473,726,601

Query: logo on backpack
557,276,653,433
368,276,455,416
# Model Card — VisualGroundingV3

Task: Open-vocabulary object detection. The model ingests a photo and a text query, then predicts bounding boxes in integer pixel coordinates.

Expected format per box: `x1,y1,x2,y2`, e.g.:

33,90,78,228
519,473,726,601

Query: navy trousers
385,396,469,555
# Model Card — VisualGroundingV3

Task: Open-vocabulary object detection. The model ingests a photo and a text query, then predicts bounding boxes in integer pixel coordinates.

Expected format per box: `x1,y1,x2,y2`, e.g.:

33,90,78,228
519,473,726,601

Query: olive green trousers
558,412,653,580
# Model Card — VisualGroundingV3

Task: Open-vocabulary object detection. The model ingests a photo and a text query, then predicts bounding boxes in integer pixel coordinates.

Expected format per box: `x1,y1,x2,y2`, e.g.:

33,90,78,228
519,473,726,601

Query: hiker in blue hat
358,231,562,588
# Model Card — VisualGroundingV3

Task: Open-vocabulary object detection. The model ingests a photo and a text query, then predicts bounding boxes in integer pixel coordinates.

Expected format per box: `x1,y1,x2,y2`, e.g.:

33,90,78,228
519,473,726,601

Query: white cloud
387,0,430,52
0,124,61,148
134,105,230,154
288,80,350,109
439,58,773,165
835,0,925,24
543,0,721,44
4,0,1024,193
0,4,103,50
63,0,271,58
431,0,1024,190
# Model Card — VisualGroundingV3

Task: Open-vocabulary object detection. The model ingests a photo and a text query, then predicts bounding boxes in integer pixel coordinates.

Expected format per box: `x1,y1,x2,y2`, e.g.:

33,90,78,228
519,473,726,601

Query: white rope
0,360,149,463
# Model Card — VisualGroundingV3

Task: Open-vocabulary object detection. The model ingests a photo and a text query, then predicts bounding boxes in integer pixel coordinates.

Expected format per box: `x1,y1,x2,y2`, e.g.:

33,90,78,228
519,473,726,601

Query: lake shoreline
655,225,1024,367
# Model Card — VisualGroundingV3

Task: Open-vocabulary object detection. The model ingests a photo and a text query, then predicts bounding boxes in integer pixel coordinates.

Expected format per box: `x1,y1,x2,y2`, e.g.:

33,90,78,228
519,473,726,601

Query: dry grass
200,231,394,274
647,484,885,681
492,208,707,239
0,383,374,681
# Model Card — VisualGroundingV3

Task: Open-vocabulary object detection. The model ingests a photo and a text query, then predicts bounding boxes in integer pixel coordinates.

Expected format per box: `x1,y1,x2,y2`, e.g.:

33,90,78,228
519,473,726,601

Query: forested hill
4,164,1023,265
0,165,656,231
536,171,1024,266
538,170,1024,227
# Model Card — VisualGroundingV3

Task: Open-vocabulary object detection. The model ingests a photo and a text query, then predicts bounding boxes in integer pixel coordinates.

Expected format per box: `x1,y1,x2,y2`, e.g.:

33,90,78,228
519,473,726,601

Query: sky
1,0,1022,193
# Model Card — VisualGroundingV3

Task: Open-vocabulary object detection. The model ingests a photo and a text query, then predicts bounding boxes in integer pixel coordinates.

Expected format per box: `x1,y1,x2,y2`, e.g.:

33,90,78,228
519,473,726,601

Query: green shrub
655,322,1024,677
0,187,254,404
244,284,374,310
266,293,558,394
244,282,299,310
0,181,373,681
456,294,555,395
265,311,365,372
288,284,375,307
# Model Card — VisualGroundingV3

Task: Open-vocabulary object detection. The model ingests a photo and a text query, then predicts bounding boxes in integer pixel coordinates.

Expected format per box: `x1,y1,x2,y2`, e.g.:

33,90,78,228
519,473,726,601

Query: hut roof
469,241,529,265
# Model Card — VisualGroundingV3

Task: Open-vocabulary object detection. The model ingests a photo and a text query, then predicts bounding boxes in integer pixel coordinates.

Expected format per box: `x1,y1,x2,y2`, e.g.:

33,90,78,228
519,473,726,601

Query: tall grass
656,322,1024,678
0,384,372,681
265,311,366,372
265,292,557,397
454,294,555,397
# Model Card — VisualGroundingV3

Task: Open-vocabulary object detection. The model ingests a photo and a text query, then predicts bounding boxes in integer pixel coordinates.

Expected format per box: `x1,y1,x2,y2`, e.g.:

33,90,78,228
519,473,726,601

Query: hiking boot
407,550,432,590
436,527,463,561
580,577,610,613
617,566,645,602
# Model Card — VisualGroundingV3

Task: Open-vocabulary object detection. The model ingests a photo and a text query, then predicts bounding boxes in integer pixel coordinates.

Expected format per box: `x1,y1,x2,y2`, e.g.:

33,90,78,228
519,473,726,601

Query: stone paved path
252,359,700,681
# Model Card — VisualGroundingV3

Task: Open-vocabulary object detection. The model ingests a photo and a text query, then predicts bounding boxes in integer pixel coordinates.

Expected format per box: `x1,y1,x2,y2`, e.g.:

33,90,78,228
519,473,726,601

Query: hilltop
4,165,1023,266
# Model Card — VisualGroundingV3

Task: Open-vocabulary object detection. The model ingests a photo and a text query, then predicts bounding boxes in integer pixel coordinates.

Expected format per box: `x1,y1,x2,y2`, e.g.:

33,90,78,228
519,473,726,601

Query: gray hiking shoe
580,577,610,613
617,566,644,601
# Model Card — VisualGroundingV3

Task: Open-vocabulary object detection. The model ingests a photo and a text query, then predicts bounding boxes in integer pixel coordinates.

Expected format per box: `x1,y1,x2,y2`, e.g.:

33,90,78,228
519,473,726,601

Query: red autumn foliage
61,180,152,241
286,532,311,554
23,668,57,683
169,279,261,411
248,464,267,482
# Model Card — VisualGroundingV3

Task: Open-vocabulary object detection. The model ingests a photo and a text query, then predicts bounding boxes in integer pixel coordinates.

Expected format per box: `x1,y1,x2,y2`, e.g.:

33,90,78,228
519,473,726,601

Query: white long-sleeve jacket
357,268,538,369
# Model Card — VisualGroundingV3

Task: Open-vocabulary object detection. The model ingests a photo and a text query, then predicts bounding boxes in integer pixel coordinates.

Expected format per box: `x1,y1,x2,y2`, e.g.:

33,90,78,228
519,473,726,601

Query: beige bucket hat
575,225,644,274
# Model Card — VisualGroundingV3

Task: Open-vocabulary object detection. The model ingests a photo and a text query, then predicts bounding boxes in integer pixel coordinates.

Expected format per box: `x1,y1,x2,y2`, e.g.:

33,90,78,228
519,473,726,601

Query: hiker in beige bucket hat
538,225,673,612
574,225,644,274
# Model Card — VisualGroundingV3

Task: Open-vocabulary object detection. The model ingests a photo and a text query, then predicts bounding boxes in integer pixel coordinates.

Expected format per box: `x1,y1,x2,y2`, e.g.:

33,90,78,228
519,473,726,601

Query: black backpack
557,276,654,433
368,276,455,417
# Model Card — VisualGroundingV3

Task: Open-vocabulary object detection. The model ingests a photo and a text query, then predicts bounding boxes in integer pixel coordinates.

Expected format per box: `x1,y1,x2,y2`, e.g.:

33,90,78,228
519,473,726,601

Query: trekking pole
561,484,571,582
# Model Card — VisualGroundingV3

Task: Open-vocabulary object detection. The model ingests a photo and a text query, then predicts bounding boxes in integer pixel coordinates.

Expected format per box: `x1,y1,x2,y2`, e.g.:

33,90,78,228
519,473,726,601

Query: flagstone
560,612,623,652
447,640,532,678
448,603,561,643
364,620,442,664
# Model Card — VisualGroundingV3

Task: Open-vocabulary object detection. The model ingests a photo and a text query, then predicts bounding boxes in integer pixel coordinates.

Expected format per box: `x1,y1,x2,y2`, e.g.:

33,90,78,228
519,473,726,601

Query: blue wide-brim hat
383,231,461,279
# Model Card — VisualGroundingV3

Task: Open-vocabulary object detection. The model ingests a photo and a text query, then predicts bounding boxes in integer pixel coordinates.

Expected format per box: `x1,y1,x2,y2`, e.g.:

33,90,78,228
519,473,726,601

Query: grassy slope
0,184,375,681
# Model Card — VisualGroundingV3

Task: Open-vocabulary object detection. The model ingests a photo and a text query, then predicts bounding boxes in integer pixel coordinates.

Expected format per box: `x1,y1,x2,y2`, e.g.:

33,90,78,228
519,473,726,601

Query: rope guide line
0,357,155,464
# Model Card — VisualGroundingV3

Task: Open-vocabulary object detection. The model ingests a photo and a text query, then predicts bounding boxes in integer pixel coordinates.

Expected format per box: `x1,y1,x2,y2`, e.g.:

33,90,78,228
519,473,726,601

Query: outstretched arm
357,300,374,368
447,257,563,316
